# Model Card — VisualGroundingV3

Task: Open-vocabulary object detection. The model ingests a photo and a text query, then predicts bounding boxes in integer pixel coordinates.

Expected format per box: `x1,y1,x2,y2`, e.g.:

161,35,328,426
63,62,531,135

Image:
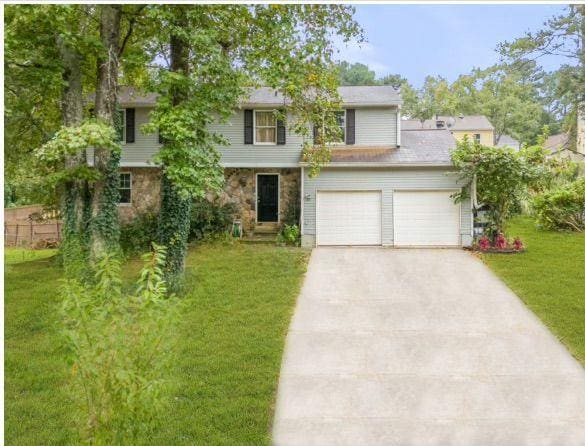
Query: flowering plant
494,233,507,250
512,237,524,251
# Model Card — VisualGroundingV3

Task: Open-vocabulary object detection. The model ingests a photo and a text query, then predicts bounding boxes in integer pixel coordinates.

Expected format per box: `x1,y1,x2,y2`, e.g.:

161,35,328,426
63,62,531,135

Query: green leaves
39,120,121,163
451,135,567,237
60,245,180,443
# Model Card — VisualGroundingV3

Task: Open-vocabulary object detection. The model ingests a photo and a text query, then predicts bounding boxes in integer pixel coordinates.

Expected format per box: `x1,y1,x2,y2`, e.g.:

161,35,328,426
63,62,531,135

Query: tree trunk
158,7,192,291
89,5,122,262
56,33,89,276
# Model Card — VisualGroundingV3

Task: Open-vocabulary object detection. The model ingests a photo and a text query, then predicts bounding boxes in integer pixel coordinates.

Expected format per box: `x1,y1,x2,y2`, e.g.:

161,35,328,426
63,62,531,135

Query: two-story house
402,115,520,150
107,86,473,248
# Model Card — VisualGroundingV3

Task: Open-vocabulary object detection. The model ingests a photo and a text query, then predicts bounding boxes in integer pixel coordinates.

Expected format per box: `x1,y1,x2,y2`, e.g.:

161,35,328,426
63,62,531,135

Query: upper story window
473,133,481,143
254,110,277,145
116,109,126,143
331,111,346,143
119,172,132,205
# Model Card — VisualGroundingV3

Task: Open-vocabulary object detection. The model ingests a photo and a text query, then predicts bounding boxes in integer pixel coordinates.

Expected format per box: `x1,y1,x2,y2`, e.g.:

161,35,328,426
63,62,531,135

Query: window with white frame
116,109,126,143
119,172,132,204
322,110,345,144
473,133,481,143
254,110,277,144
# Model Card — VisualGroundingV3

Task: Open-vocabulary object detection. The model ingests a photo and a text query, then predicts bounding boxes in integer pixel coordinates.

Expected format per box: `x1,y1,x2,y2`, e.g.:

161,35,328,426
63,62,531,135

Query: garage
316,191,382,246
393,190,461,247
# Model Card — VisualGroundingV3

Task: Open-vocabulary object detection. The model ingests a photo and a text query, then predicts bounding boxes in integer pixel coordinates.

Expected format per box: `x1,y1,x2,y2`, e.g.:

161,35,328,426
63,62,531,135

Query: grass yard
5,242,309,445
4,247,57,265
481,216,585,365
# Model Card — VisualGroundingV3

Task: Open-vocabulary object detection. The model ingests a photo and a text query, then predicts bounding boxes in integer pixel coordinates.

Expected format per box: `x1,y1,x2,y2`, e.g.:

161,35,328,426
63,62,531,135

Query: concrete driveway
272,248,585,446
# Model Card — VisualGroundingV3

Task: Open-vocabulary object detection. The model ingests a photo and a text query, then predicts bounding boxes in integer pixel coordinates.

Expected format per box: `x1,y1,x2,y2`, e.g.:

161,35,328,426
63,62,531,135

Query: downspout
300,166,304,235
472,174,479,208
396,106,401,147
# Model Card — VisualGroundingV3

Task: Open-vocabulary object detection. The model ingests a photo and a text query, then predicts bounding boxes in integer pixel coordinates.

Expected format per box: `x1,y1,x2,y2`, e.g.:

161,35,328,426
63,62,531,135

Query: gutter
298,162,455,168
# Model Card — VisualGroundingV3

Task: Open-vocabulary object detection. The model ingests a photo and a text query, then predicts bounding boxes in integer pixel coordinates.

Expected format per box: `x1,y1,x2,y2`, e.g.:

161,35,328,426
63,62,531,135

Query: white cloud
334,40,391,77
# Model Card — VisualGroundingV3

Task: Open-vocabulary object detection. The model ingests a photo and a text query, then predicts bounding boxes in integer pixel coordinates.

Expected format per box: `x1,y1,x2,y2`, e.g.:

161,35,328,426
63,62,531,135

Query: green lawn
5,242,309,445
4,247,57,265
481,216,585,365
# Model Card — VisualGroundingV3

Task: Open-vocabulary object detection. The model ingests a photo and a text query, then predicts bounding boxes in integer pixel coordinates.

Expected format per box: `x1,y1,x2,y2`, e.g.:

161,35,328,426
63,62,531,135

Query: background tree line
336,5,583,149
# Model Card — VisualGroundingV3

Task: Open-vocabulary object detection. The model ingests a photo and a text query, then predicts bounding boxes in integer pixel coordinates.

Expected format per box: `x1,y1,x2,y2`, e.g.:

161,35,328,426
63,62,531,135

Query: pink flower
479,236,491,251
513,237,524,251
495,233,507,250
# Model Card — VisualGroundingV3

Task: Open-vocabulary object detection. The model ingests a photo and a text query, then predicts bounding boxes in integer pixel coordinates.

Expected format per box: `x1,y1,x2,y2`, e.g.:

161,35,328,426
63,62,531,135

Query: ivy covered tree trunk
158,174,191,289
56,34,89,276
158,7,192,291
90,5,122,262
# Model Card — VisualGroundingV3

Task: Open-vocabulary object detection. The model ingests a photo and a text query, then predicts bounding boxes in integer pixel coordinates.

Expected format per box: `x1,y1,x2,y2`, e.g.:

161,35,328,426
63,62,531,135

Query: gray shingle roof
327,129,456,166
116,85,401,107
544,133,570,153
496,134,520,150
402,115,494,131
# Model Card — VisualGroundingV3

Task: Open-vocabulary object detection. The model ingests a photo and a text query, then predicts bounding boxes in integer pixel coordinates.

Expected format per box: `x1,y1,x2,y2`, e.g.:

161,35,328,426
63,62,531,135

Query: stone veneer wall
119,167,301,235
118,167,161,223
216,168,301,234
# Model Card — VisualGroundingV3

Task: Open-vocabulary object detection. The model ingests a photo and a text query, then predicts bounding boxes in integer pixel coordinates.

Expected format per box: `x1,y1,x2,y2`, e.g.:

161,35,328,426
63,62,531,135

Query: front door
257,174,279,222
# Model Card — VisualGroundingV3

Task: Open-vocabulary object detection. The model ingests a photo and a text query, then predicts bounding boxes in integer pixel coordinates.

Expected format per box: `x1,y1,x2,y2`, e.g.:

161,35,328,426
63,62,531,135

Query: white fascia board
298,162,454,168
221,162,300,168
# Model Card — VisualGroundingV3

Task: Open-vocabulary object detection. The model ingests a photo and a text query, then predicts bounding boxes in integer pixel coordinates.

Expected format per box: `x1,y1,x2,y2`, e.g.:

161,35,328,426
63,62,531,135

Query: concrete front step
254,222,279,234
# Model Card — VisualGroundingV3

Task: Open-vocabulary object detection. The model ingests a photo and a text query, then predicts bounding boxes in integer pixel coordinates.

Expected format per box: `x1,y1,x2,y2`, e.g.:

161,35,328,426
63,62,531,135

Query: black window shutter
276,112,286,145
244,109,253,144
346,109,355,145
125,108,135,143
158,129,164,145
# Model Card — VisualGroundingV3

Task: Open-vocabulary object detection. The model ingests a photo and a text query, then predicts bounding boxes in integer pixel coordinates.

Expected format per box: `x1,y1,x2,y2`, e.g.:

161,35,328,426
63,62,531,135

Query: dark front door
257,174,279,222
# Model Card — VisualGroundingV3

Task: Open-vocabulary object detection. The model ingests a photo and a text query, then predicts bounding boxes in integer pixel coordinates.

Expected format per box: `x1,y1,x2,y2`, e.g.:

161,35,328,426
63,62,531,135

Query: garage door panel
317,191,381,246
394,190,460,247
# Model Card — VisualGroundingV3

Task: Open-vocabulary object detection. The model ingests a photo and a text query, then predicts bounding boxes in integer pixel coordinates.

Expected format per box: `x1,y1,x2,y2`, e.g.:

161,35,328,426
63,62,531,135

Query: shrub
277,224,300,246
60,244,180,444
451,137,544,238
189,198,237,241
119,211,158,255
532,178,585,231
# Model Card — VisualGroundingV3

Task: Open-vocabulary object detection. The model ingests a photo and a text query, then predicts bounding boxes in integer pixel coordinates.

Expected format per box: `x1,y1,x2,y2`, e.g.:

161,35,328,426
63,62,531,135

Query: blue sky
335,4,569,86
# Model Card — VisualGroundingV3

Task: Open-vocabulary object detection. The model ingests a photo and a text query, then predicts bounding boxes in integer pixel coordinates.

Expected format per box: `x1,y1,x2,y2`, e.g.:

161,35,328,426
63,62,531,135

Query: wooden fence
4,205,63,248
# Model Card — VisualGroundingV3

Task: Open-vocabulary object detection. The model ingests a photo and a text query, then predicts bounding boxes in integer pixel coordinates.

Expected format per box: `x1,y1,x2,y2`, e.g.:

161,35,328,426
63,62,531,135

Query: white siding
109,107,398,166
355,108,397,146
302,167,473,247
87,107,161,165
210,110,306,167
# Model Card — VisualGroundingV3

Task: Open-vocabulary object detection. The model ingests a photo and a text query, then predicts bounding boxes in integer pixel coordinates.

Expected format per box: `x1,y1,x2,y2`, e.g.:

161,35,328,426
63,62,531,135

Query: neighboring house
402,115,522,150
101,86,473,248
495,134,520,151
544,132,585,162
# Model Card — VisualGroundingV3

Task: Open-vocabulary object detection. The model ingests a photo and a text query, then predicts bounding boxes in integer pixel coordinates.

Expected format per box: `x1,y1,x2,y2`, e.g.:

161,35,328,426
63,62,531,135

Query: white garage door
394,190,460,247
316,191,382,246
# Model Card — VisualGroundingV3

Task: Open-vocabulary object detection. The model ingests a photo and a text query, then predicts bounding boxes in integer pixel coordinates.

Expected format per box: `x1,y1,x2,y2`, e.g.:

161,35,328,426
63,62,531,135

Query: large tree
5,5,98,274
140,5,362,287
498,5,584,147
337,61,377,85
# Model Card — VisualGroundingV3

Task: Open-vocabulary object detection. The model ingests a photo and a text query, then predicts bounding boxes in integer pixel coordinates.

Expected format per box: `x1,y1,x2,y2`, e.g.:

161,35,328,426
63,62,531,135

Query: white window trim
253,110,277,145
322,109,346,145
118,171,132,206
255,173,280,223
